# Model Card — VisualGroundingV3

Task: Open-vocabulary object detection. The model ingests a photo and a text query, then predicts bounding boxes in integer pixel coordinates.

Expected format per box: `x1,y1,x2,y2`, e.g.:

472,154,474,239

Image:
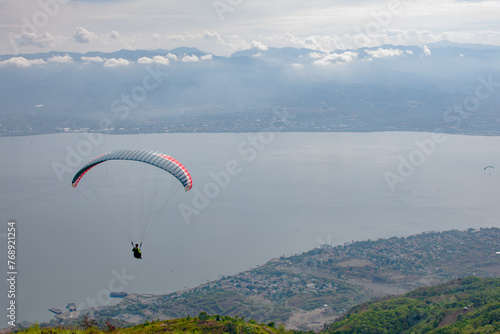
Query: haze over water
1,131,499,327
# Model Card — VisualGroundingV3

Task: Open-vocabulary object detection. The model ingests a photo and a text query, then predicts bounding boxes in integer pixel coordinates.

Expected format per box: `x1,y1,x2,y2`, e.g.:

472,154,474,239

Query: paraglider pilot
132,242,142,259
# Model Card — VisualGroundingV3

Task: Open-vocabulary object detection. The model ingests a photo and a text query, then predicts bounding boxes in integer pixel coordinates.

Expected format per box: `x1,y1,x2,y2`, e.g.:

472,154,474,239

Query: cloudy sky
1,0,500,56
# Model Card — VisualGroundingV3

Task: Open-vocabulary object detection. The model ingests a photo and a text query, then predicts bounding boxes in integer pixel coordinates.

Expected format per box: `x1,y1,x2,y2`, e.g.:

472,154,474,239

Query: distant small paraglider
484,166,494,176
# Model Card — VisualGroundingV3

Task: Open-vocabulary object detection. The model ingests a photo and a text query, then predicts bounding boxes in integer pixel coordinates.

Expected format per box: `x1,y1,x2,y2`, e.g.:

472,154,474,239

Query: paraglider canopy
71,148,192,246
484,165,495,176
72,148,192,191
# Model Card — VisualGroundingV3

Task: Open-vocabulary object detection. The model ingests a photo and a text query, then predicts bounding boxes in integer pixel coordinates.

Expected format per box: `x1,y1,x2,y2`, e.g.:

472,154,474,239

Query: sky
1,0,500,56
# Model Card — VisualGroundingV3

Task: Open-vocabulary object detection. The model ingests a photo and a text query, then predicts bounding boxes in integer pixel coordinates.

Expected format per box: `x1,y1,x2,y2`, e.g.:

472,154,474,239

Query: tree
198,311,210,321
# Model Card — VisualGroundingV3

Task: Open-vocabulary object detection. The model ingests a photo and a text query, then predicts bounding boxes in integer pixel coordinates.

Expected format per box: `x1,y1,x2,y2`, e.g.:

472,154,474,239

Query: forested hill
45,228,499,332
325,276,500,333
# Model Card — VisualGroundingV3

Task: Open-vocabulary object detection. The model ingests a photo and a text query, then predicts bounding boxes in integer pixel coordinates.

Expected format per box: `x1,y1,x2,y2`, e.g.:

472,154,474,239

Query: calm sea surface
1,131,499,327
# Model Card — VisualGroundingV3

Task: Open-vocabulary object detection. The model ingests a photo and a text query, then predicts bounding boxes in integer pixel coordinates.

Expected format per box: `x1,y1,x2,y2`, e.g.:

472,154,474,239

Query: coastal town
37,227,499,332
3,103,500,137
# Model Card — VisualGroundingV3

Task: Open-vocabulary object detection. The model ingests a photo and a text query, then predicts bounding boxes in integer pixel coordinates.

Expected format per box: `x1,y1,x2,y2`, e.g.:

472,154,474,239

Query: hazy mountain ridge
1,42,499,136
0,47,209,62
4,40,500,62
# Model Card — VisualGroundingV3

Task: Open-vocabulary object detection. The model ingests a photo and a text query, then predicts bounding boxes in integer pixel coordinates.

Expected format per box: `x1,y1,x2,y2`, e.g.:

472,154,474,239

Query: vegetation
21,313,296,334
18,277,500,333
325,276,500,333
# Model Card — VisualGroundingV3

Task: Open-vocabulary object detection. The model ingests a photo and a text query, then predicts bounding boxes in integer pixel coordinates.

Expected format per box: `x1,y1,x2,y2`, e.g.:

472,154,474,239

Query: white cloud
136,53,192,64
73,27,98,43
160,31,225,50
201,54,213,60
291,63,305,69
0,0,499,55
137,57,152,64
181,54,199,62
224,35,250,52
251,41,268,51
423,45,431,56
13,32,56,48
166,53,178,61
202,31,224,44
313,51,358,65
380,29,438,47
302,34,346,51
48,54,74,63
137,55,170,65
0,57,46,68
168,34,186,42
259,31,434,53
108,30,120,39
81,56,106,63
103,58,130,67
366,48,405,58
308,52,325,59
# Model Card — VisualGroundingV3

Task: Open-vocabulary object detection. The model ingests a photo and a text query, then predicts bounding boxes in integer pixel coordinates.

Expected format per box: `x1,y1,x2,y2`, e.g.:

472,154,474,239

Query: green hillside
324,276,500,334
22,313,296,334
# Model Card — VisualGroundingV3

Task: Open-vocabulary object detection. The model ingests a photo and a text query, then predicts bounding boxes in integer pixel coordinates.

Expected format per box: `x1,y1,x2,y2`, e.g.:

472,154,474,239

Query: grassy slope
22,314,295,334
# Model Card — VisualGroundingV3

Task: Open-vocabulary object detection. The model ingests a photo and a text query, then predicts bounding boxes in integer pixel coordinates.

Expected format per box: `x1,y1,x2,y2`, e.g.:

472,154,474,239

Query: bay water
0,131,499,327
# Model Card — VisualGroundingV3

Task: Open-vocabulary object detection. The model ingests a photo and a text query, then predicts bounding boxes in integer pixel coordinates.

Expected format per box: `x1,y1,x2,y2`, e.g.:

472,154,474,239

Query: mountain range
1,42,500,135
